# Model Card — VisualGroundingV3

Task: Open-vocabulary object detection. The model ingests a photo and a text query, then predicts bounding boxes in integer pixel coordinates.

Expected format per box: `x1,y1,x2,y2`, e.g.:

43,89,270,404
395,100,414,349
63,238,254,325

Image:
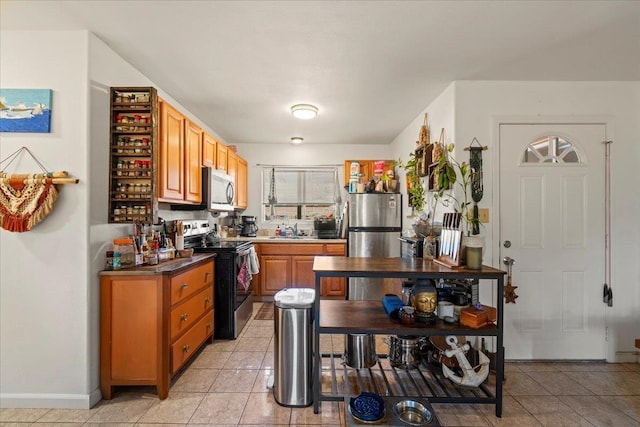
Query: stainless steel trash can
273,288,315,407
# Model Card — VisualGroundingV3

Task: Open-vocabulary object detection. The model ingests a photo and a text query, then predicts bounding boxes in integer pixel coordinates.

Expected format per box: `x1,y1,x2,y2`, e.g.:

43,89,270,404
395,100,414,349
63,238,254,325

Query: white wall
390,83,457,232
453,81,640,362
0,30,234,410
0,31,91,408
392,80,640,362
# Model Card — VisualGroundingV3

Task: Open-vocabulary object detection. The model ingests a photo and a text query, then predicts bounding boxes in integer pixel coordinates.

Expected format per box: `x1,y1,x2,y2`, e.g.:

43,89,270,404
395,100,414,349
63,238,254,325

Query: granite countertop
100,253,216,276
223,236,347,244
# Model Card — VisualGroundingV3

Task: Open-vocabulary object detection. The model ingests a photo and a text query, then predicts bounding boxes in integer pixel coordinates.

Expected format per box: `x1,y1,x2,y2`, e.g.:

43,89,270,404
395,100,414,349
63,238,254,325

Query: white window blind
261,167,340,221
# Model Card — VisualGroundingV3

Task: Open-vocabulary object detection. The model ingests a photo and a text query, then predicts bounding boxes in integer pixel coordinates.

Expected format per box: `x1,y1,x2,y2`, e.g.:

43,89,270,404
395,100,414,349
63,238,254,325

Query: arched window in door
522,135,583,164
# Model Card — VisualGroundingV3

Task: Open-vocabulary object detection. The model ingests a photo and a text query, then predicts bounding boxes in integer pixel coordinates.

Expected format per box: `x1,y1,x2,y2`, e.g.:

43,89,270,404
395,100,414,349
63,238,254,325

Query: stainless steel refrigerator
347,193,402,300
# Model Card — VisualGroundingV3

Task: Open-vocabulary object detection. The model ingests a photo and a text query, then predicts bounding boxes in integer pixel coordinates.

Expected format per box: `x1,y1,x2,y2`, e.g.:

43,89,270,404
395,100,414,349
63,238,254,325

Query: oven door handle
237,248,253,257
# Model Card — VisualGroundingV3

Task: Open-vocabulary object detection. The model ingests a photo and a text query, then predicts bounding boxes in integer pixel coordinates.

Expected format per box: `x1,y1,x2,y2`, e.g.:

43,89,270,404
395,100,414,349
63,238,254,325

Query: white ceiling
2,1,639,145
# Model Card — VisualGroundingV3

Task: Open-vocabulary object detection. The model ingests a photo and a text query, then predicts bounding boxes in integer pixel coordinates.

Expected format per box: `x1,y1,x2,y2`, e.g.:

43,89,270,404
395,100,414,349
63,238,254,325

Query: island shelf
312,256,507,417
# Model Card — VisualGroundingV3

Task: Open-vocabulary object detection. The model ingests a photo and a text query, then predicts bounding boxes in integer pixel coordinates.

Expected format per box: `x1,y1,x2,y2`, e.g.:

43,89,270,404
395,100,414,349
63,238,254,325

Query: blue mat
381,294,404,318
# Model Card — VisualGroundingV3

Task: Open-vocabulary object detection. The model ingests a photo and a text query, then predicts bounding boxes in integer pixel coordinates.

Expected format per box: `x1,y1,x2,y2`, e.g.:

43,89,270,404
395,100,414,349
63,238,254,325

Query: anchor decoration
441,335,490,387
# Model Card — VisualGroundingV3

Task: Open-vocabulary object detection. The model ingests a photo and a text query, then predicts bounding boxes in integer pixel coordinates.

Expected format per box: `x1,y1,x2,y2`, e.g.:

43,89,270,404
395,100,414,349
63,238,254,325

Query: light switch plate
478,208,490,223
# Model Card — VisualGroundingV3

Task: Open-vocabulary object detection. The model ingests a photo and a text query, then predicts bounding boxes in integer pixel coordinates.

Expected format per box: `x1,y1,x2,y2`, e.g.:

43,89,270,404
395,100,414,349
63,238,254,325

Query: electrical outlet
478,208,490,223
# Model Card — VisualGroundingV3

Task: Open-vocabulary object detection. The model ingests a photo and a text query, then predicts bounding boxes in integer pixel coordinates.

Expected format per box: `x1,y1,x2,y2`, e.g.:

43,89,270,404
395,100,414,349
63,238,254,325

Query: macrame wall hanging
464,138,487,235
0,146,79,232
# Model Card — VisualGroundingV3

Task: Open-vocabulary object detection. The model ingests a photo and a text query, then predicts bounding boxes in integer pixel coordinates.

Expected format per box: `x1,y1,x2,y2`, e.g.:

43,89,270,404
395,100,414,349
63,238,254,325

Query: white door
499,123,606,360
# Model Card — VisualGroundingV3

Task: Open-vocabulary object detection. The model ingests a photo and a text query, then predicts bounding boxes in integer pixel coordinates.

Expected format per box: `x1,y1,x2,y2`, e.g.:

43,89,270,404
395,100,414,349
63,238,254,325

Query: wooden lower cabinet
292,256,315,287
261,255,291,295
258,243,346,297
100,258,214,400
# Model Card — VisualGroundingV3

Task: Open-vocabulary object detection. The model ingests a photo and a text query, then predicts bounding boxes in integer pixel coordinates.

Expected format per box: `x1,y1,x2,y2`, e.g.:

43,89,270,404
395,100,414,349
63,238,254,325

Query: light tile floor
1,302,639,426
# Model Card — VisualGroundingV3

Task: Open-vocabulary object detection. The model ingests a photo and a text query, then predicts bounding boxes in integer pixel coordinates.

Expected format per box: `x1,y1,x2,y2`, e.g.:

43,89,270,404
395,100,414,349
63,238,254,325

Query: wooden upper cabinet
343,160,396,186
185,120,203,203
237,156,248,210
227,150,238,206
216,143,228,172
159,98,202,204
159,99,185,202
202,133,216,168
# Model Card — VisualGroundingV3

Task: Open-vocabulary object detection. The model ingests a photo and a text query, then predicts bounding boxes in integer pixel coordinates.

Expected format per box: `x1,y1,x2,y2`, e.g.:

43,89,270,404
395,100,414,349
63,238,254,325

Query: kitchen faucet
285,223,298,238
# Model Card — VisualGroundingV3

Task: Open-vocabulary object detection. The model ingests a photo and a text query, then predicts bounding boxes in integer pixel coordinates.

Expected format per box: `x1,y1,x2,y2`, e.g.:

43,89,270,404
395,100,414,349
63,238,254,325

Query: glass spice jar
112,252,122,270
106,250,114,269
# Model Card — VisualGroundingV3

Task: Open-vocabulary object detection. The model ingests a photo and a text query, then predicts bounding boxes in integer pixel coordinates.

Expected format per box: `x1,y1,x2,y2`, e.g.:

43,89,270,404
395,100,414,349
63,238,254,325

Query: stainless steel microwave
206,167,234,212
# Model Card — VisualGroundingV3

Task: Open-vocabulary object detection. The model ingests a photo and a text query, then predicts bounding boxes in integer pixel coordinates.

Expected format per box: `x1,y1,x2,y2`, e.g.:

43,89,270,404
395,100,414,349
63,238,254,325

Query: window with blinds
261,167,341,222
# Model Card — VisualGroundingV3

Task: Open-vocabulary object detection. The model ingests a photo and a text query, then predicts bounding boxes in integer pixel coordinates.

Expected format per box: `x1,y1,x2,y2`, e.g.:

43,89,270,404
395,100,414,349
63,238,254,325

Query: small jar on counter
113,238,135,268
105,250,114,269
147,252,159,265
112,252,122,270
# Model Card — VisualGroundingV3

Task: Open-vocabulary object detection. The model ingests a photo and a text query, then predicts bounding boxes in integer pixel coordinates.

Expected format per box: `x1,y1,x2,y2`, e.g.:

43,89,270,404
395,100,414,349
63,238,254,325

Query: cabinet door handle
183,344,190,353
205,296,212,303
181,283,189,290
204,272,211,280
206,322,212,329
180,313,189,321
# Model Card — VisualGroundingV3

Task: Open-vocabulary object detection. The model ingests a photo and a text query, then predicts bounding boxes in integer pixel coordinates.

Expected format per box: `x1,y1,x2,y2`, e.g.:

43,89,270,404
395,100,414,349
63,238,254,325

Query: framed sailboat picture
0,89,52,133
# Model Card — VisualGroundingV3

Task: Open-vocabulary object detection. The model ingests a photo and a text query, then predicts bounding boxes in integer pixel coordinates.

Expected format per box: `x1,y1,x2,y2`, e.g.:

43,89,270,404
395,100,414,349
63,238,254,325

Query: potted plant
430,143,484,268
398,152,426,216
398,153,439,245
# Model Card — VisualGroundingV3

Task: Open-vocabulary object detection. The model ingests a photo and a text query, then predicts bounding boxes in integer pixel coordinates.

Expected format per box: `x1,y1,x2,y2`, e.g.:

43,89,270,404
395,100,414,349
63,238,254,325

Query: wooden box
459,304,497,329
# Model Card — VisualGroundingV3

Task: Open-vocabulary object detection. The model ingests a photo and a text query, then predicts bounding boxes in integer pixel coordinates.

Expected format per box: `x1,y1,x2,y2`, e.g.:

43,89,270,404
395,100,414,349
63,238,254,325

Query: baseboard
0,388,102,409
614,352,639,364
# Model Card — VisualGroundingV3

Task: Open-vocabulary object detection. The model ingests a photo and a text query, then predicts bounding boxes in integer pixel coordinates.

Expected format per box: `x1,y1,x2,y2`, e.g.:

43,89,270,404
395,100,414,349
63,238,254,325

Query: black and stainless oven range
181,220,255,339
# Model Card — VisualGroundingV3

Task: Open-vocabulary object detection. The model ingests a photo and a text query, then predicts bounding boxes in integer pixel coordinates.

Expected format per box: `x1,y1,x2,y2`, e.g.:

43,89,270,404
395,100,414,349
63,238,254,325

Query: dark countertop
100,253,215,276
224,236,347,244
313,256,506,278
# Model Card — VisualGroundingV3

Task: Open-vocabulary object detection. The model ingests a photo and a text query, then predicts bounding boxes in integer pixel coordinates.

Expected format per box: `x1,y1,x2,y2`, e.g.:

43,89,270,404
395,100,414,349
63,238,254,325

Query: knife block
434,254,463,268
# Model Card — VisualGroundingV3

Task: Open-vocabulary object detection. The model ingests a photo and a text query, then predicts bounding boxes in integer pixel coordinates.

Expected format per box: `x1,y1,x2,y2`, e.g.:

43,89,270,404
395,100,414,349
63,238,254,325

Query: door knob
503,240,511,248
503,256,515,266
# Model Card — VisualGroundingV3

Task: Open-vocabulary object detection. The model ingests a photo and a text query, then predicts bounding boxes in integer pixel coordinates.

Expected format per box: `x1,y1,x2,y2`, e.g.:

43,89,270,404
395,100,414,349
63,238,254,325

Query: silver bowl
393,400,433,425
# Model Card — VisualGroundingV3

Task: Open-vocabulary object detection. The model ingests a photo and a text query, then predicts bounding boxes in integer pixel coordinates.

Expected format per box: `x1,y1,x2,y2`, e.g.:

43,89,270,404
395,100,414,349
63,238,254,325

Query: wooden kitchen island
312,256,507,417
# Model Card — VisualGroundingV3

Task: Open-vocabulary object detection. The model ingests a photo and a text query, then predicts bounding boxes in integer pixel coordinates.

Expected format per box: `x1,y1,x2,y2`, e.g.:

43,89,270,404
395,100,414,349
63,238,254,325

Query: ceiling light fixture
291,104,318,120
290,136,304,144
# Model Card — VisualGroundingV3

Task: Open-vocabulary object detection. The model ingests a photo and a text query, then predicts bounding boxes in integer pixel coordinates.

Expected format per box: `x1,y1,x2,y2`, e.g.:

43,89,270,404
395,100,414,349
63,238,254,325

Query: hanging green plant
431,143,480,236
397,152,425,214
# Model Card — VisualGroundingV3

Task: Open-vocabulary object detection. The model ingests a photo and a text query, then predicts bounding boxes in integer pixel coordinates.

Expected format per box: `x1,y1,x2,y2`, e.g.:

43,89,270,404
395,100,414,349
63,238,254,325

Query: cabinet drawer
324,243,345,255
171,311,213,374
170,286,214,340
170,261,213,305
261,243,324,255
260,243,292,255
295,244,325,255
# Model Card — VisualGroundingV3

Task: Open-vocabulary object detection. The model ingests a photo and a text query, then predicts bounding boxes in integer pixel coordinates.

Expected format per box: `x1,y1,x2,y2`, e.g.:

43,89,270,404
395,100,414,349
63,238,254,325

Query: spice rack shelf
108,87,158,224
312,256,506,417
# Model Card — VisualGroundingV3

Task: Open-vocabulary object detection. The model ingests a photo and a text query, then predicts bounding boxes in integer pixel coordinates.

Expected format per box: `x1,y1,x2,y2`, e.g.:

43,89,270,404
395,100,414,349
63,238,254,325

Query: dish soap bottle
275,225,281,236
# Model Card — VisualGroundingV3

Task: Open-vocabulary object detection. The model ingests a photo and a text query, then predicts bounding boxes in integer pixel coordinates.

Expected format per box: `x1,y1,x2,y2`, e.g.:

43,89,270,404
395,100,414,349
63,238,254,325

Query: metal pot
343,334,378,369
383,335,426,370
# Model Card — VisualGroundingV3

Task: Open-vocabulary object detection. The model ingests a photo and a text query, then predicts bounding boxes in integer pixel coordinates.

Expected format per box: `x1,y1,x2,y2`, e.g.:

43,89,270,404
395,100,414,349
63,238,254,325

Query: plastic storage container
157,247,175,262
113,238,135,268
273,288,315,407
